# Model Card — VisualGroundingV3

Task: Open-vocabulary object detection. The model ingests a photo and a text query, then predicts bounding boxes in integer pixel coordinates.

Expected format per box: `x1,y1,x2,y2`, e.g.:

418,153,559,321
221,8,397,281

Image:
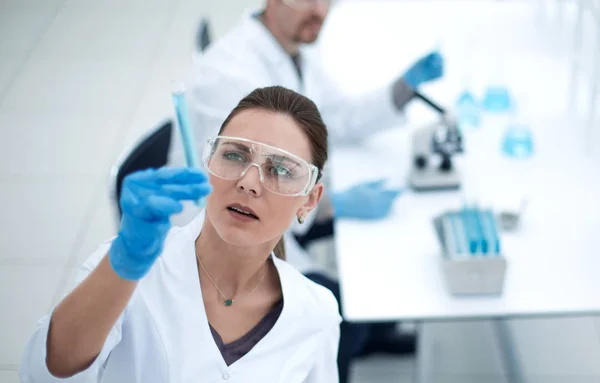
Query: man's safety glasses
282,0,332,10
202,136,319,196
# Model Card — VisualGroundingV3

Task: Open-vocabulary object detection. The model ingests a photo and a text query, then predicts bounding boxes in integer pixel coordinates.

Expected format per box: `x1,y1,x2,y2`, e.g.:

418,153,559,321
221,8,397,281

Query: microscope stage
409,168,461,192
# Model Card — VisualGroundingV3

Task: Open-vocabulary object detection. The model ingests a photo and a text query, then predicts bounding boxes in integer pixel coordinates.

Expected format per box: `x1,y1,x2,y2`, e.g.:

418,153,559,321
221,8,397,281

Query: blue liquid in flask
502,124,534,158
483,86,513,113
456,90,481,129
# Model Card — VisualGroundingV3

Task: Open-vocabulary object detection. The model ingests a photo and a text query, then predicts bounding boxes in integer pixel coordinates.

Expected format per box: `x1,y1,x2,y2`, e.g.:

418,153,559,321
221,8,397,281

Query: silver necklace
196,252,267,307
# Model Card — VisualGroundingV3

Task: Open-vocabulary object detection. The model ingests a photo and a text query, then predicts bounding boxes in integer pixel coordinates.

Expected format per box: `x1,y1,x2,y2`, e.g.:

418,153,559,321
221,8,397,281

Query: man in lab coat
171,1,443,381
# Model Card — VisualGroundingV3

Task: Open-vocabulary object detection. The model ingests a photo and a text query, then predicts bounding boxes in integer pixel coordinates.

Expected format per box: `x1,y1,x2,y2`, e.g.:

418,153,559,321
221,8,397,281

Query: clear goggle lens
202,136,319,196
283,0,332,9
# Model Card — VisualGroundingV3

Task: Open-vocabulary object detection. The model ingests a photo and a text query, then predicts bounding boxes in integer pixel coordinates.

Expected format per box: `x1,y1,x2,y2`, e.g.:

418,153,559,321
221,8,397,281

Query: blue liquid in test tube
460,205,479,255
484,210,501,255
171,82,204,207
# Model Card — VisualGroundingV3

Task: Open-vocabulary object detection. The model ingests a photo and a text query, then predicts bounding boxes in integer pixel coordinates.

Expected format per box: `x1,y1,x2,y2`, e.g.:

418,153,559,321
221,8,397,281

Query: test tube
472,206,487,255
476,208,489,255
171,81,199,168
481,209,497,255
460,205,479,255
484,210,501,255
171,81,203,207
441,215,456,257
450,213,466,257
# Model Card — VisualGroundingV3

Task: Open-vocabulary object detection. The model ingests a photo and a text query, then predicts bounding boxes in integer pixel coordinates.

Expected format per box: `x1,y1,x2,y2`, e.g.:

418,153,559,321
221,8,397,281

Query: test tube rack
433,208,508,296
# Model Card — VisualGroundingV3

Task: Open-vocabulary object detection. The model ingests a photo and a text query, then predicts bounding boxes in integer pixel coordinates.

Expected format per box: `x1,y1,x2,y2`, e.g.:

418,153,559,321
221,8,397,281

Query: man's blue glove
109,167,212,281
402,51,444,90
331,179,403,220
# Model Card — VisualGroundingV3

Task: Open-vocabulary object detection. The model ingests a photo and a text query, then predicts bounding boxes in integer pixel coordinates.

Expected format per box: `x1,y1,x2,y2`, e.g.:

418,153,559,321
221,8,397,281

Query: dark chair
294,219,335,249
197,17,212,53
109,119,173,220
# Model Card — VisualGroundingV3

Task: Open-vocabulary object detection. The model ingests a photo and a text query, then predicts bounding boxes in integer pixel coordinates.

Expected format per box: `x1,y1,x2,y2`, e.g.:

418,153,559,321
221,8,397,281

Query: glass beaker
482,49,513,113
501,106,534,159
456,90,481,129
483,86,513,113
502,125,534,158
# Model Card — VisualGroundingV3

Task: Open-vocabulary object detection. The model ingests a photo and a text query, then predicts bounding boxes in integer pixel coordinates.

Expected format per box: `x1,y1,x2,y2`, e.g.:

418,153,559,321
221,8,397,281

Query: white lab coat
19,211,342,383
169,13,405,274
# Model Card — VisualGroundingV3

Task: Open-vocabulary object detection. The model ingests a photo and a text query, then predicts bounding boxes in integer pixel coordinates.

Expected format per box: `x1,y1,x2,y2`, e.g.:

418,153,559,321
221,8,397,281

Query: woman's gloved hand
402,51,444,90
109,167,212,281
331,179,403,220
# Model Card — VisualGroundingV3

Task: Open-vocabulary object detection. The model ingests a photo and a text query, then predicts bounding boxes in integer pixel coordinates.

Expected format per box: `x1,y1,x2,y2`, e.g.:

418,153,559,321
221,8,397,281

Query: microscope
408,92,464,192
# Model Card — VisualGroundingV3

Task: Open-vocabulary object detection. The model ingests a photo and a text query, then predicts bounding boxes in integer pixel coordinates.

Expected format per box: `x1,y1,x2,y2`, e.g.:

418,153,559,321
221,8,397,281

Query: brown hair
218,86,329,260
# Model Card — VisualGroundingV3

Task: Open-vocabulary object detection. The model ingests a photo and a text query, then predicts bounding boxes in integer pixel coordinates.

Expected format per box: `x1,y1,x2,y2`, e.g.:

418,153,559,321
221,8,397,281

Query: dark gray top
209,299,284,366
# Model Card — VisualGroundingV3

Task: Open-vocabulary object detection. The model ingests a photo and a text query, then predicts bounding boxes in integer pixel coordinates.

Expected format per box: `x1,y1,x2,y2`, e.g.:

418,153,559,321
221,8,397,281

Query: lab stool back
109,119,173,221
197,17,212,53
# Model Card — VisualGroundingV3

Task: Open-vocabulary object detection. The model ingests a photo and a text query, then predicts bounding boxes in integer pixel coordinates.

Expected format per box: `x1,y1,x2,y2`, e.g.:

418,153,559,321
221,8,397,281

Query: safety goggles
283,0,332,10
202,136,319,196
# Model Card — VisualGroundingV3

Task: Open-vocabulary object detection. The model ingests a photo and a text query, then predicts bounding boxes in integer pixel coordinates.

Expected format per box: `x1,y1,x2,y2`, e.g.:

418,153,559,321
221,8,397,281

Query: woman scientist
20,86,341,383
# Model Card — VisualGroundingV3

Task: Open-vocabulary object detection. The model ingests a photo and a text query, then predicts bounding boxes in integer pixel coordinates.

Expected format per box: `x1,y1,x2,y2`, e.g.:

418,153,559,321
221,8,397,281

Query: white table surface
324,0,600,322
331,123,600,322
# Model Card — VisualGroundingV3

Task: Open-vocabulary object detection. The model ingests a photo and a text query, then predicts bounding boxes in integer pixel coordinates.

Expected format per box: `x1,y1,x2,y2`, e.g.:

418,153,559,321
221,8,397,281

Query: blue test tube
171,81,203,207
484,210,501,255
478,209,493,255
472,206,488,255
449,213,465,256
481,211,496,255
460,205,479,254
471,207,483,254
443,213,462,258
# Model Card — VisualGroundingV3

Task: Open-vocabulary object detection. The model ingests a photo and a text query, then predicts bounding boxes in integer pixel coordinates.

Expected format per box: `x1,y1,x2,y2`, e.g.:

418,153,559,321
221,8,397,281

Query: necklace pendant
224,299,233,307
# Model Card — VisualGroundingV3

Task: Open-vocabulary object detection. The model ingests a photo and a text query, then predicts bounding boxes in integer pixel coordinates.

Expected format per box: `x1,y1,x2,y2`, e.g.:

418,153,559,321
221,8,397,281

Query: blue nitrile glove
402,51,444,90
109,167,212,281
331,179,403,220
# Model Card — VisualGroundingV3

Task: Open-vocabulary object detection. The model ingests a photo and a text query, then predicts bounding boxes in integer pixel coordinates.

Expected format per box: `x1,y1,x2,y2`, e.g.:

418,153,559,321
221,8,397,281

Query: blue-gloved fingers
432,53,443,65
402,50,445,89
382,189,404,200
112,167,212,282
159,183,212,201
119,216,169,254
362,179,387,189
122,194,183,220
421,51,440,63
127,167,208,185
152,167,208,184
432,61,443,75
122,180,153,203
426,51,441,60
425,51,443,75
119,185,142,214
122,168,211,210
143,195,184,218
